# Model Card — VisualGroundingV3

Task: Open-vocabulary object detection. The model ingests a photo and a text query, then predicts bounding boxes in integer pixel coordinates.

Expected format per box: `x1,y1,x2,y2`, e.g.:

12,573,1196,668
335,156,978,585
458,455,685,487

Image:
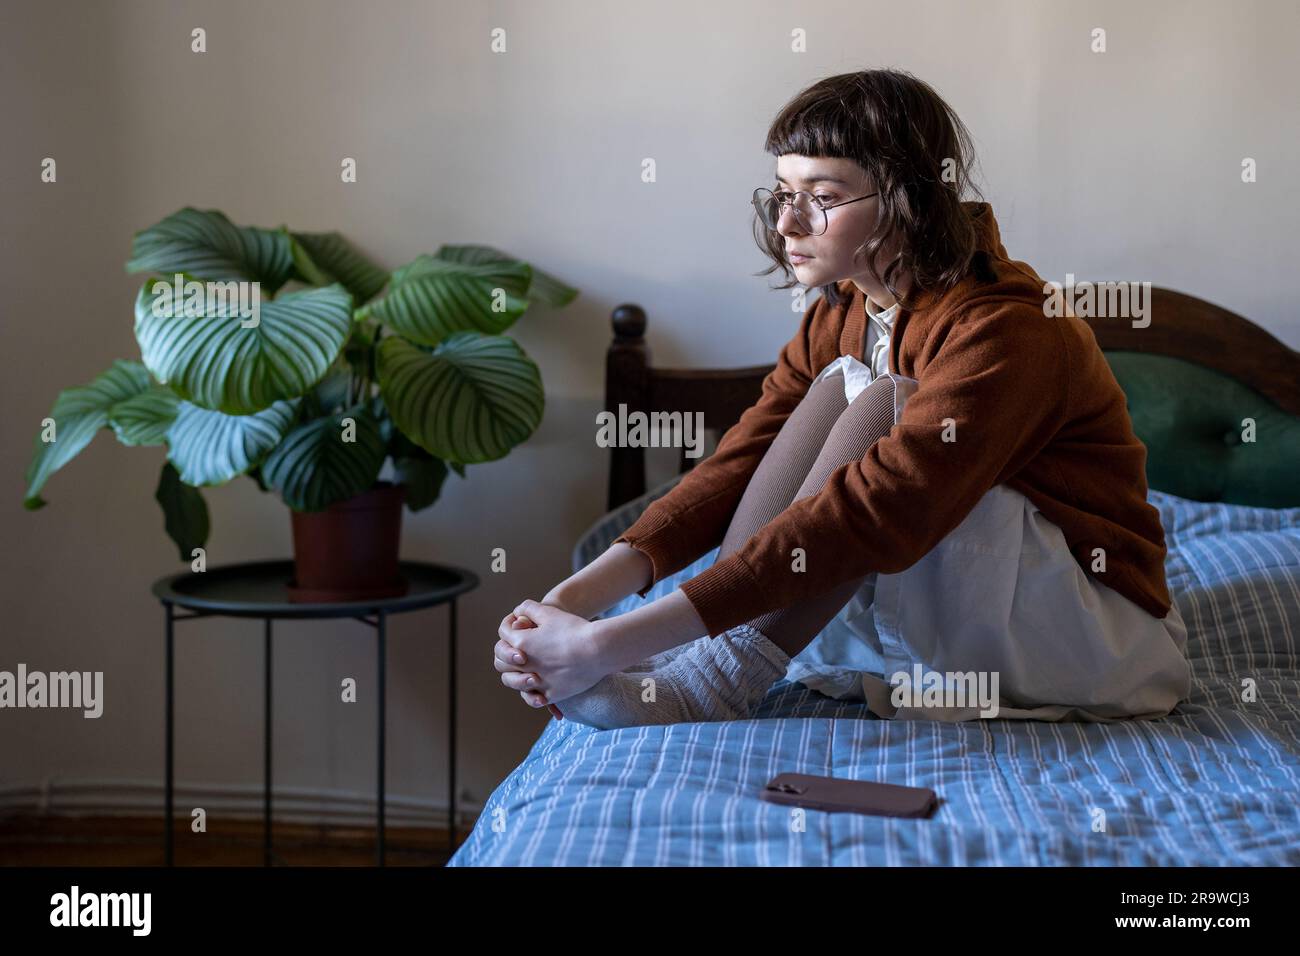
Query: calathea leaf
166,400,299,486
388,429,449,512
154,461,210,561
108,385,181,447
24,360,153,509
393,455,448,512
375,331,543,464
261,403,386,511
291,231,389,305
434,243,578,308
127,207,296,294
134,280,352,415
361,254,533,346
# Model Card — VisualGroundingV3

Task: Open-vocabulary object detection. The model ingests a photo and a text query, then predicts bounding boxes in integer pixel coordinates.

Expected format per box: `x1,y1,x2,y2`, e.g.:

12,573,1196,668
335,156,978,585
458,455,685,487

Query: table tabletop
151,559,479,619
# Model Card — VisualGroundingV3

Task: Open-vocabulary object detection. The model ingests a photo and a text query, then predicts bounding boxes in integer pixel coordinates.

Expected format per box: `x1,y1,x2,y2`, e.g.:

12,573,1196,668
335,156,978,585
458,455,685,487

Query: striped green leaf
108,385,181,446
291,231,388,304
155,461,210,561
393,454,448,512
127,207,295,293
261,404,386,511
362,254,532,346
389,430,449,512
166,400,299,486
434,243,578,308
24,360,153,509
134,281,352,415
376,332,543,464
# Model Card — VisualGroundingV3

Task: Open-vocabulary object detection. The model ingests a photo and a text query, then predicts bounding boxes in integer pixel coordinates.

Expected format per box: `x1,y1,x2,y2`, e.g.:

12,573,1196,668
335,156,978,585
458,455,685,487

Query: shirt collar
865,295,899,328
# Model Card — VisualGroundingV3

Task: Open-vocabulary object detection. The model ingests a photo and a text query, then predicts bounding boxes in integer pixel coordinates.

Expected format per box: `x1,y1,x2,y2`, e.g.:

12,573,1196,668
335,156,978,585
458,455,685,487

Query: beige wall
3,0,1296,826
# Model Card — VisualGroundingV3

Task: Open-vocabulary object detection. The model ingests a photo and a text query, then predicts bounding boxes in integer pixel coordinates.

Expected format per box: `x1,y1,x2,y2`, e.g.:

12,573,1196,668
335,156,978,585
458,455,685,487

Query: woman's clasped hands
494,599,610,717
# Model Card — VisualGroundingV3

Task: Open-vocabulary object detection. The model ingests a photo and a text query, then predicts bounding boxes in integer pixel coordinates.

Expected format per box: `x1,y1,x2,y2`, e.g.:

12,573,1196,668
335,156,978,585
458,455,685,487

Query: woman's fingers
494,638,528,670
500,670,546,695
497,615,517,644
494,611,534,669
499,611,548,707
498,612,537,642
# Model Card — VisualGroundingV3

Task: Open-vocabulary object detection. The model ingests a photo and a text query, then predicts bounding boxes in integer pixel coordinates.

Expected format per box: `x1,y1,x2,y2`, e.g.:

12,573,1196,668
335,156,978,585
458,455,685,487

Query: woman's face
772,154,905,305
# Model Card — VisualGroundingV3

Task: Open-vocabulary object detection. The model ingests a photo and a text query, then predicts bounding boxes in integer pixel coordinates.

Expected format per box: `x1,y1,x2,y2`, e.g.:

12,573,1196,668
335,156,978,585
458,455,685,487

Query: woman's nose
777,207,805,237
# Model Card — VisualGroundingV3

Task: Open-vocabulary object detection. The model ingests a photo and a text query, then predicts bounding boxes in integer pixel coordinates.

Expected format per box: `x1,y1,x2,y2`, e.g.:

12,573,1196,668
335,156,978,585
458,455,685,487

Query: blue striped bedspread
449,488,1300,866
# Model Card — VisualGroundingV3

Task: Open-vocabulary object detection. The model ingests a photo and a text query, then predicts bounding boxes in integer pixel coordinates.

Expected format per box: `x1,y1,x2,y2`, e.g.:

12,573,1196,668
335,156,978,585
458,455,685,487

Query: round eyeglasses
751,186,879,236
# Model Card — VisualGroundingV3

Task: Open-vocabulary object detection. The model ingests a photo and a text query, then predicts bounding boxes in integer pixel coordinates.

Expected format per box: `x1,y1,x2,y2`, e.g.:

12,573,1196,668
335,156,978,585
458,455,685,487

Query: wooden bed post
606,304,650,511
602,302,778,511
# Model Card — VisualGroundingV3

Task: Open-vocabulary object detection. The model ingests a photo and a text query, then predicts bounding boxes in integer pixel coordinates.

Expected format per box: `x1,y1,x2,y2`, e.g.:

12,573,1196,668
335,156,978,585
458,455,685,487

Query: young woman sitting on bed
493,68,1193,729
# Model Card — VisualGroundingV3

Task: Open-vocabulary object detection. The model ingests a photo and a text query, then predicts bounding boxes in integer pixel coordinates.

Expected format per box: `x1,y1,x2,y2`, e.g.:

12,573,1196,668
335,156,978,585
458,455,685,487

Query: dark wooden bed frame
604,286,1300,511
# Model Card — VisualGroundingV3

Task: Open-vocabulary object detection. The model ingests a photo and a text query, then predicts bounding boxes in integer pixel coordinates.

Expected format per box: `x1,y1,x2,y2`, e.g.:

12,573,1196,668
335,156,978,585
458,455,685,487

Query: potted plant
23,207,577,600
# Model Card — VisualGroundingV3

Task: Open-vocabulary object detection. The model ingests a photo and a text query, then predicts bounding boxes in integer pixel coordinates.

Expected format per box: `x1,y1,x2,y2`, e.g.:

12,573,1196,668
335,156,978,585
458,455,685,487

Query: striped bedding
450,485,1300,866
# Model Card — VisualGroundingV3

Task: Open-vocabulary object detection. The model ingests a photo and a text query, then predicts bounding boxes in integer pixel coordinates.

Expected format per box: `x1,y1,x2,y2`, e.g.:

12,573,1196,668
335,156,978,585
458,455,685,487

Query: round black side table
151,559,479,867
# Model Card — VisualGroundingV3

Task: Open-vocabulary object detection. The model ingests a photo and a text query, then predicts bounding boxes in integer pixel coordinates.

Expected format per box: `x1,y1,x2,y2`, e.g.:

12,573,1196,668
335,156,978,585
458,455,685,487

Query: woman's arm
586,588,710,673
541,542,655,620
607,296,825,597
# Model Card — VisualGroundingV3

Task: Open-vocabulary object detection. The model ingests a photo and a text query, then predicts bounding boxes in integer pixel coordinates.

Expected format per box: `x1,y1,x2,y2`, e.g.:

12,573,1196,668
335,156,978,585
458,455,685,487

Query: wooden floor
0,815,464,866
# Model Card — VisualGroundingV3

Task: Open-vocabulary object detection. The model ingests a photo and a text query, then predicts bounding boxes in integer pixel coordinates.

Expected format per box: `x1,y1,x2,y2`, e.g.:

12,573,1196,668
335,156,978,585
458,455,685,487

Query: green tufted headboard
604,287,1300,511
1081,287,1300,509
1105,352,1299,507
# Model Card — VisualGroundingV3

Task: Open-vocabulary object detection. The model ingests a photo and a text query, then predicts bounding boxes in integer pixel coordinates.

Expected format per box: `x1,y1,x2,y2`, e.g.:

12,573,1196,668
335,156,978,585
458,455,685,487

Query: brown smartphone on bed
759,772,938,818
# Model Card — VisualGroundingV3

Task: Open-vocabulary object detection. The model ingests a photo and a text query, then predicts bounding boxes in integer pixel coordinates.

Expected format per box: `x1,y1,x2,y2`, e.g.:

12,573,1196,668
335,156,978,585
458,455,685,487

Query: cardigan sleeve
611,296,823,597
678,302,1072,637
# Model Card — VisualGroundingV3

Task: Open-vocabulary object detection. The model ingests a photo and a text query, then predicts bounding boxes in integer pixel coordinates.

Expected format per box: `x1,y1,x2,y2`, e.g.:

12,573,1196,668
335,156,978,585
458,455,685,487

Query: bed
449,286,1300,866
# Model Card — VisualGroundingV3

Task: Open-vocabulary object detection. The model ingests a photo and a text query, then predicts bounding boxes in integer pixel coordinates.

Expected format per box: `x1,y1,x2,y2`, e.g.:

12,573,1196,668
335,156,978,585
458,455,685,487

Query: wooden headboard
604,287,1300,511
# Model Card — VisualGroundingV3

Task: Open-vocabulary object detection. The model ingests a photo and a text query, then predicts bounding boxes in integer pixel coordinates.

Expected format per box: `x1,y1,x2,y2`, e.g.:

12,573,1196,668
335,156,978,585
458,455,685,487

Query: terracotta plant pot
287,481,410,603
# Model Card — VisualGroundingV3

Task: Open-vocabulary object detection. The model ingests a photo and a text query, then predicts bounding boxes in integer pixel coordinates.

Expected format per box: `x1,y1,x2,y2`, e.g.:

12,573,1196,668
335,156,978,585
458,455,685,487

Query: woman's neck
852,274,909,311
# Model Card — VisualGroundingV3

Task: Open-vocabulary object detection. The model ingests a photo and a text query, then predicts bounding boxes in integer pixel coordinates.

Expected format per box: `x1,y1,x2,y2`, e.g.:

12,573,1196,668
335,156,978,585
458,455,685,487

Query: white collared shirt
809,295,902,405
864,295,900,382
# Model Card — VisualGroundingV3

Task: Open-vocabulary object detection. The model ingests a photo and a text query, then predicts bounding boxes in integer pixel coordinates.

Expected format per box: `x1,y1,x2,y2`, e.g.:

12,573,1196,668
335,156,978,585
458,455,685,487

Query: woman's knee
829,373,916,448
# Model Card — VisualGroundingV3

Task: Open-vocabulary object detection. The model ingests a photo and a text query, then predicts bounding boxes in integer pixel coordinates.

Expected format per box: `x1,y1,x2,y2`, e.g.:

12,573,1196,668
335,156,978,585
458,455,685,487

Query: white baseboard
0,777,484,830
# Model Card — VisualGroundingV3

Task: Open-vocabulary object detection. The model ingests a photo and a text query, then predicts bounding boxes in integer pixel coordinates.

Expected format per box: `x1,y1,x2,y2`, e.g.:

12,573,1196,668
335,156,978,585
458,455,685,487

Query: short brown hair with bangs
753,69,984,310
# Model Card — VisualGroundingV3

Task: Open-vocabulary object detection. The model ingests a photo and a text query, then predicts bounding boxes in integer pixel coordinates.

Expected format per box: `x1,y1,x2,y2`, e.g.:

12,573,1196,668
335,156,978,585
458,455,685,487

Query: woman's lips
789,253,813,264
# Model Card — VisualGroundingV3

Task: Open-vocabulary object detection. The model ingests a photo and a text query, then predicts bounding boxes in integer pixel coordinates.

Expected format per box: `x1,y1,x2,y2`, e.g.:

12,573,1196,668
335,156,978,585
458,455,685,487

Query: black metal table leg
165,602,174,867
449,598,457,857
264,617,273,867
377,610,386,867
